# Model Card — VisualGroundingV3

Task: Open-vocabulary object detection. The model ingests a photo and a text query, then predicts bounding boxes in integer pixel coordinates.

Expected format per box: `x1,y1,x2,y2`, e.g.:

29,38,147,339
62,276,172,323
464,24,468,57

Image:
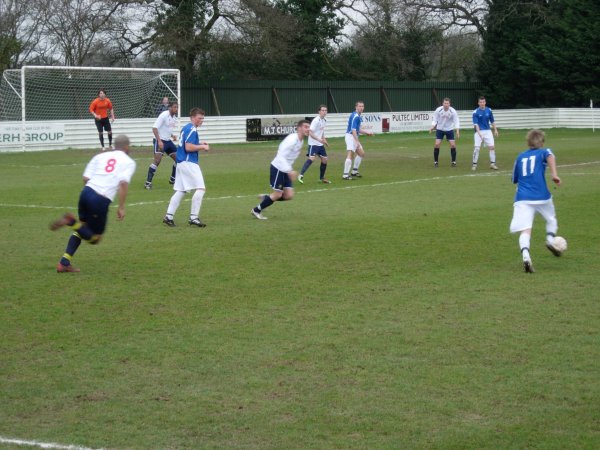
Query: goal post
0,66,180,151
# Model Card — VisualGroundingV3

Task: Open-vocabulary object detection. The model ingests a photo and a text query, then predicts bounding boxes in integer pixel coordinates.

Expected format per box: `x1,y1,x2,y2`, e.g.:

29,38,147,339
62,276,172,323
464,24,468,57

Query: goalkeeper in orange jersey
89,89,115,151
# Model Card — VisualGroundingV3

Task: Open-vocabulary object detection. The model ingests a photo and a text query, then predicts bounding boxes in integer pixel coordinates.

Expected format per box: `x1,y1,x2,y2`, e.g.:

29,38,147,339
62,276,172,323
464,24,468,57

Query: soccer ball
553,236,567,253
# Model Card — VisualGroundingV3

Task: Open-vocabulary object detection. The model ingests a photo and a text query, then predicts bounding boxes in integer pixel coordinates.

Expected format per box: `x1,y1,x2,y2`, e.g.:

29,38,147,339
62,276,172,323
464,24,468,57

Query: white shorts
345,133,360,152
474,130,495,148
510,200,556,233
174,161,205,192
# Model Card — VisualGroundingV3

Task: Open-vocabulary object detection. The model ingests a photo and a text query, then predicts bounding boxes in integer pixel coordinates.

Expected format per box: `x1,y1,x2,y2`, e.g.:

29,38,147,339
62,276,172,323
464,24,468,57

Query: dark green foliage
480,0,600,107
271,0,346,79
147,0,218,76
0,35,21,72
333,23,441,81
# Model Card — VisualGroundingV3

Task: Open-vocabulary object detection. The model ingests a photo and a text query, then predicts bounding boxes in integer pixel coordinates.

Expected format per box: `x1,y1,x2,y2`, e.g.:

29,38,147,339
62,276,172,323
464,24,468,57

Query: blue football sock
62,234,82,264
320,163,327,179
300,159,312,175
147,164,157,183
257,196,274,211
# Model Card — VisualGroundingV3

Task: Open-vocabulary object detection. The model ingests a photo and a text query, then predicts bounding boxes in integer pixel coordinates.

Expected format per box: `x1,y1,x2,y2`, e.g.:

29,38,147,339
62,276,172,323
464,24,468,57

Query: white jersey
83,150,137,201
271,132,304,173
432,106,460,131
153,110,178,141
308,116,327,146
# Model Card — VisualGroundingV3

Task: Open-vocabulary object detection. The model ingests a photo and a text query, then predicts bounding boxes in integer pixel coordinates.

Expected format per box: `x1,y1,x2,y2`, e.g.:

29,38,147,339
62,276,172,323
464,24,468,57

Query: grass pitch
1,129,599,449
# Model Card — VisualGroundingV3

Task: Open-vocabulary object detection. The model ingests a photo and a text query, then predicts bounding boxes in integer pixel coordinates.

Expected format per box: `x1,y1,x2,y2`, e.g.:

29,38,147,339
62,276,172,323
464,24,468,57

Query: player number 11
520,155,536,176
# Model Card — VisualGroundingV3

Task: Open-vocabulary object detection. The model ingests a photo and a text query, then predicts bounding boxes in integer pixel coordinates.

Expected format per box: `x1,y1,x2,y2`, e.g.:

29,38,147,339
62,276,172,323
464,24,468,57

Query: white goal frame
2,65,180,151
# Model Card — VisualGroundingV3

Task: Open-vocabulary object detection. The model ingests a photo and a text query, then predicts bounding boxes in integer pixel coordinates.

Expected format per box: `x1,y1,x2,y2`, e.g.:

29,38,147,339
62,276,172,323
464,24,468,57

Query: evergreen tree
271,0,346,79
480,0,600,107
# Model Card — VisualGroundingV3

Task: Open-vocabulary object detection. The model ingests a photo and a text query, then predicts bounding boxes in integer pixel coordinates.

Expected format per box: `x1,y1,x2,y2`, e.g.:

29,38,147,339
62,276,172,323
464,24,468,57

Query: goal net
0,66,180,150
1,66,179,121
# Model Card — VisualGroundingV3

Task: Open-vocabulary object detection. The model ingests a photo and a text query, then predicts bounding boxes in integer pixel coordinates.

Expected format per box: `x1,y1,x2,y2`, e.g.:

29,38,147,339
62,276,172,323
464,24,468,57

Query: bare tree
118,0,374,77
398,0,490,35
32,0,141,66
390,0,551,36
0,0,50,68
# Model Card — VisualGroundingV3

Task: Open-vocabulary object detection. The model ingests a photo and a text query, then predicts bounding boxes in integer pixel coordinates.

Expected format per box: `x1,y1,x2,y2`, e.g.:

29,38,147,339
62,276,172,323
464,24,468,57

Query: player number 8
105,158,117,173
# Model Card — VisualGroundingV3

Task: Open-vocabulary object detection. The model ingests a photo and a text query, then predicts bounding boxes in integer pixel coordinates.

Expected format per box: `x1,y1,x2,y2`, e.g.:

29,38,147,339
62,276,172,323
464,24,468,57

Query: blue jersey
346,111,362,134
176,123,200,164
512,148,554,202
472,107,495,131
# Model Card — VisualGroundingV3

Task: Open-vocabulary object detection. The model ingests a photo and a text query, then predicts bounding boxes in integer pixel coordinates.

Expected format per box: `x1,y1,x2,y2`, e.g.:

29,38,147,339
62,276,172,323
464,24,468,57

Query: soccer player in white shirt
145,101,178,189
251,120,311,220
298,105,331,184
50,135,136,272
429,97,460,167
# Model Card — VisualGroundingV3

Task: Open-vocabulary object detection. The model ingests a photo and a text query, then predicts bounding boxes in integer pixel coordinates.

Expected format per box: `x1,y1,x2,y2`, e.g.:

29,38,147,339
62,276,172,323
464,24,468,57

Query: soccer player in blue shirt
471,96,499,170
251,120,311,220
343,101,374,180
163,108,210,227
509,129,562,273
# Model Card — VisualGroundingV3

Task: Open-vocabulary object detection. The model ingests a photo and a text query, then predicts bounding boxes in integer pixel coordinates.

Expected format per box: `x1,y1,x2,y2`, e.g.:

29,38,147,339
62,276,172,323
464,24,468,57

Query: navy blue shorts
306,145,328,158
153,139,177,156
435,129,455,141
78,186,111,235
270,164,292,191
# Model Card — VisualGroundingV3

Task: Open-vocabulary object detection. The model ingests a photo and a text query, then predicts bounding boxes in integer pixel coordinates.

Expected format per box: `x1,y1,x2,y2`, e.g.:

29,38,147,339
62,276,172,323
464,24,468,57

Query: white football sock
519,234,531,260
545,218,558,243
472,147,480,164
166,190,185,217
344,158,352,175
191,189,205,219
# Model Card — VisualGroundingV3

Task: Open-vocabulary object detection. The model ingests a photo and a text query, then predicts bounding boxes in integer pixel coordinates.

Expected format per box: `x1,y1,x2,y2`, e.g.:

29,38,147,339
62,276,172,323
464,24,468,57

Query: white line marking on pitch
0,436,102,450
0,204,74,209
0,161,598,211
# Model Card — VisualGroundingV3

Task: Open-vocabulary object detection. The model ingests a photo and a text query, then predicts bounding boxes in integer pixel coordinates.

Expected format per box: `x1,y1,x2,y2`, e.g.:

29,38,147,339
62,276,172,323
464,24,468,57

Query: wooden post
327,86,339,113
272,87,284,114
380,86,392,112
211,87,221,116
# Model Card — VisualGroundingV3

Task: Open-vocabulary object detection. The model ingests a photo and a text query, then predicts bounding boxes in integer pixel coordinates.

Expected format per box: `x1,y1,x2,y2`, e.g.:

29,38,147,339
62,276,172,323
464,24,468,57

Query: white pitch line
0,172,498,210
1,161,598,211
0,436,102,450
3,163,84,169
1,157,168,170
0,203,74,209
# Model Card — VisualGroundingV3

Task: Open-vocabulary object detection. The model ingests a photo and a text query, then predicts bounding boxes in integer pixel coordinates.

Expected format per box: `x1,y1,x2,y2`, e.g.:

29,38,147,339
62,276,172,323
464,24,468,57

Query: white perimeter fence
0,108,596,153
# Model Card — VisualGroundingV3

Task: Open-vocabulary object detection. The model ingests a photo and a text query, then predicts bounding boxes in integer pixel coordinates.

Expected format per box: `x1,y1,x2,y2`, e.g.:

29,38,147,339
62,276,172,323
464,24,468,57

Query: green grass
1,129,599,449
